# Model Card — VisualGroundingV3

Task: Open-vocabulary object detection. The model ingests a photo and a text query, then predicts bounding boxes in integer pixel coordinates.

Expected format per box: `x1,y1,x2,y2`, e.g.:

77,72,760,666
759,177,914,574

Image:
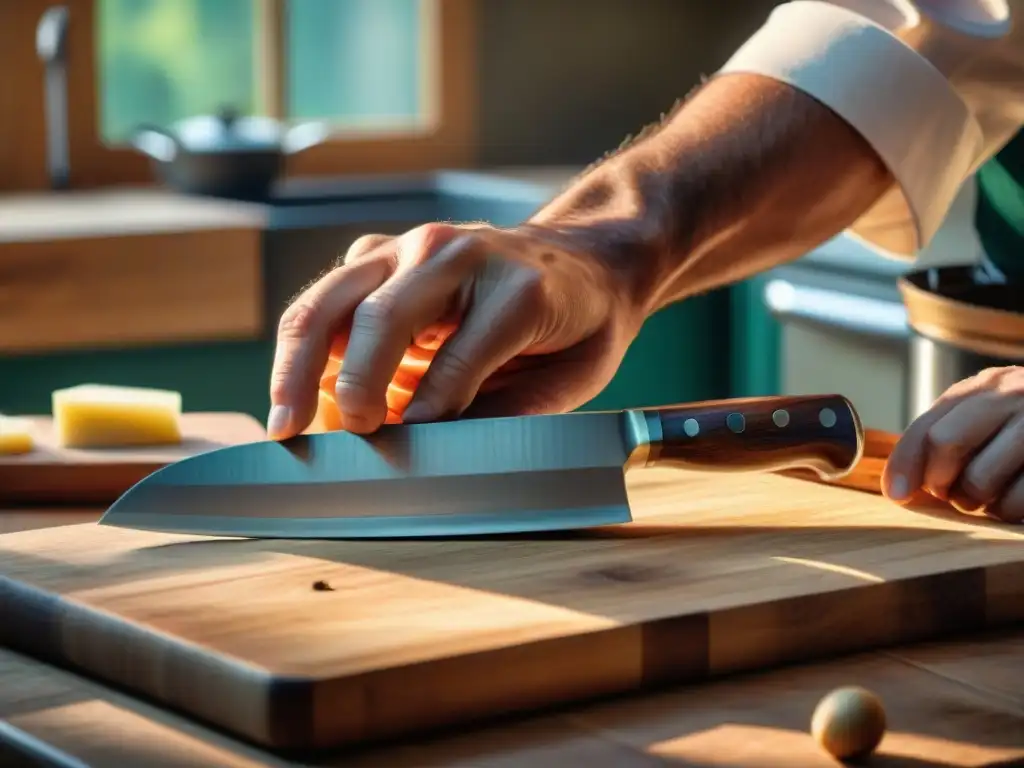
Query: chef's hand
883,366,1024,523
267,223,645,437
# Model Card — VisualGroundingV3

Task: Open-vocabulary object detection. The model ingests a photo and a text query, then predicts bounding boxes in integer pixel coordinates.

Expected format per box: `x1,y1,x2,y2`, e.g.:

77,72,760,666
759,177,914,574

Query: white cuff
718,0,984,253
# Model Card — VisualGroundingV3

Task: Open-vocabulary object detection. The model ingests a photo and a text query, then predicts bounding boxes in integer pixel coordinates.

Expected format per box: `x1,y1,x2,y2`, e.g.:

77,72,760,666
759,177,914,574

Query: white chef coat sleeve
717,0,1024,257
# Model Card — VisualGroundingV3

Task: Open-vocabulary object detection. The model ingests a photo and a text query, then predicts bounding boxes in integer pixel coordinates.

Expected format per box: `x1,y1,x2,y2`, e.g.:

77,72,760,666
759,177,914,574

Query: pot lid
172,107,285,152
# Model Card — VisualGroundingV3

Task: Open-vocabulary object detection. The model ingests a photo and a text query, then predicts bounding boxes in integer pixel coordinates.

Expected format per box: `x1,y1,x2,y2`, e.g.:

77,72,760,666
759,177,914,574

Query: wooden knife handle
780,428,900,494
644,394,863,480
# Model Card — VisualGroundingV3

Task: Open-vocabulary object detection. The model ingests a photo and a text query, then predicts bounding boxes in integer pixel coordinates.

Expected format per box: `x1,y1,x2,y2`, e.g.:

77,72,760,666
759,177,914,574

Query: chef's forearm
529,73,893,315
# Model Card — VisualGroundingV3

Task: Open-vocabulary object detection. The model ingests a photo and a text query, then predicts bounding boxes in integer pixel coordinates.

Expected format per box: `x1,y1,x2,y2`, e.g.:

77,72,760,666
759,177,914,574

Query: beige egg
811,686,887,760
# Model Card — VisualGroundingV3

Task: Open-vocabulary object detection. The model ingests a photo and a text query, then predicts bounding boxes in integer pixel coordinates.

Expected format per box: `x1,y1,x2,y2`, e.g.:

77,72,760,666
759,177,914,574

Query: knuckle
343,234,392,264
269,373,292,404
399,223,475,267
924,423,970,459
277,301,319,341
269,348,301,403
975,366,1014,388
432,348,477,382
412,222,459,249
352,292,399,329
334,369,373,402
997,368,1024,395
958,466,998,503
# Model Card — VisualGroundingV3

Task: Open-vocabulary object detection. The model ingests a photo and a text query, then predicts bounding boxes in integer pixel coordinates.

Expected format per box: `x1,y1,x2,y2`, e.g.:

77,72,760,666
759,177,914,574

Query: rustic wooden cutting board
0,470,1021,752
0,412,266,505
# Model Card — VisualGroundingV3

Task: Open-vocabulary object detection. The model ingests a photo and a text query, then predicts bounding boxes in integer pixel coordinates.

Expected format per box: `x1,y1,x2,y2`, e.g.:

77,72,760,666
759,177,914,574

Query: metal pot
899,264,1024,420
131,107,329,201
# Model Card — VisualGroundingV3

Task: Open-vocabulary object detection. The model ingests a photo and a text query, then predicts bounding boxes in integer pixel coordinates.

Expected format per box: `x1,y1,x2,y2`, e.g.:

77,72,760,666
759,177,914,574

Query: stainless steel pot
131,107,329,200
900,265,1024,419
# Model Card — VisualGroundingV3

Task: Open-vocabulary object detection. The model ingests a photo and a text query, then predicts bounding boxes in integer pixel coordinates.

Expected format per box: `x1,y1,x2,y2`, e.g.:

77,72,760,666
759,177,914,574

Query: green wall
0,341,275,419
728,276,781,397
583,292,732,411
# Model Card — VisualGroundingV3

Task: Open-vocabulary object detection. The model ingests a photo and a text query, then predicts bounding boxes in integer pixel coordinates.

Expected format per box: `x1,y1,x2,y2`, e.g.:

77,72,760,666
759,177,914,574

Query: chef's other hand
267,222,645,438
882,366,1024,523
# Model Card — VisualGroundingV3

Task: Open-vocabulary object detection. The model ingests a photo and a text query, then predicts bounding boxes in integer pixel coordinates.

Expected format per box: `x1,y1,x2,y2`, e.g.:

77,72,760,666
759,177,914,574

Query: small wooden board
0,633,1021,767
0,413,266,505
0,470,1022,752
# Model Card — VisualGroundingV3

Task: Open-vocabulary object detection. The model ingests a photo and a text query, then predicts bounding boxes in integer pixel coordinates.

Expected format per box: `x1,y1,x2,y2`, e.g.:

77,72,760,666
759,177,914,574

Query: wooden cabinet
0,229,263,355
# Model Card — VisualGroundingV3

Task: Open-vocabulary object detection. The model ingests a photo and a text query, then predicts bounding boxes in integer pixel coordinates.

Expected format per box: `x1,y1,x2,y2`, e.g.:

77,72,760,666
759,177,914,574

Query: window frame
1,0,478,192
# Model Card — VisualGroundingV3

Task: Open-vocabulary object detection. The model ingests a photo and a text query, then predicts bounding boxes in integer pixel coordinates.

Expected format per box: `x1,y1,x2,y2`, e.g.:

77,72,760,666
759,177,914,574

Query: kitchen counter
0,167,579,242
0,188,268,243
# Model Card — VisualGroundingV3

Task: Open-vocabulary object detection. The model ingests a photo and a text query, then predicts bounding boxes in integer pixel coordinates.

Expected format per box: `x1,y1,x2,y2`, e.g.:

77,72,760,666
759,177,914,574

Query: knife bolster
622,409,662,469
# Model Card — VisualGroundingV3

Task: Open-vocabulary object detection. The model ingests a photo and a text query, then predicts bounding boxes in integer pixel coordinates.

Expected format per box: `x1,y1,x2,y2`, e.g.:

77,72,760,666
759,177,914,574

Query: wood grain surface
0,413,266,504
0,632,1021,767
0,228,263,354
0,470,1021,751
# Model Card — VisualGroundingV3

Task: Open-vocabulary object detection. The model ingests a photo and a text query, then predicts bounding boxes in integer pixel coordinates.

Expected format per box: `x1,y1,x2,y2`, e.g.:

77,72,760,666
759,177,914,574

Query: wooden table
0,506,1021,767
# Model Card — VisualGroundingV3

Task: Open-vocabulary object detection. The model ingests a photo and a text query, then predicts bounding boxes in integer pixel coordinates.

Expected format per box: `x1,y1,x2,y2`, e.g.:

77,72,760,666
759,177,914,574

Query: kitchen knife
98,394,863,539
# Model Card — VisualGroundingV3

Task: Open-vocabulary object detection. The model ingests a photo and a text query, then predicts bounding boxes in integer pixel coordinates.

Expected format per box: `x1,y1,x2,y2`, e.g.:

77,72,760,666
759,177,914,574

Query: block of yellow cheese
0,415,35,455
52,384,183,449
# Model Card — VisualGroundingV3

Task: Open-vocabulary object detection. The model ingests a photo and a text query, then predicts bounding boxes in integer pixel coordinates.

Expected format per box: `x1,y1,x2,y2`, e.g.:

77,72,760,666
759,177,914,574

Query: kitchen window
1,0,477,191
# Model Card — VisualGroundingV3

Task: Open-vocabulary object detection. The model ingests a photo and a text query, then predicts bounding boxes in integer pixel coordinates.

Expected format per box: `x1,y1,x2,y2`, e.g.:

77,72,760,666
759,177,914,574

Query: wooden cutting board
0,470,1021,752
0,412,266,505
1,634,1022,767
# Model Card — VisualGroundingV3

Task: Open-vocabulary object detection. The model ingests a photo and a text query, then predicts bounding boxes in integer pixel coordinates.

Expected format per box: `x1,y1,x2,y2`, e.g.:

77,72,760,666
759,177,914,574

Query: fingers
988,471,1024,524
402,269,545,423
951,411,1024,511
882,369,1009,502
269,223,473,438
882,395,963,503
919,392,1019,500
883,367,1024,522
336,232,485,433
268,255,393,439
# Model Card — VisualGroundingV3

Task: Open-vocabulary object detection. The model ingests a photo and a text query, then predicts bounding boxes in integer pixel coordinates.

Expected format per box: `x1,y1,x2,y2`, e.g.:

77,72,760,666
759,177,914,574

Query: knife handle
643,394,863,480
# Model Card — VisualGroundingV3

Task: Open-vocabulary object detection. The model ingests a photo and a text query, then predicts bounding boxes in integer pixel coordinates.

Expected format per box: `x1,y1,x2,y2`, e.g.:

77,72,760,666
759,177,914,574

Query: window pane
286,0,425,129
98,0,256,143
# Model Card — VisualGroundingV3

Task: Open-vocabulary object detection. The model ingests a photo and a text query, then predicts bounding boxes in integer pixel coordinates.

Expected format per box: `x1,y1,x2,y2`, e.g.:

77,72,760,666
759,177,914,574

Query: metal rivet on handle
683,418,700,437
819,408,837,428
772,409,790,428
726,413,745,434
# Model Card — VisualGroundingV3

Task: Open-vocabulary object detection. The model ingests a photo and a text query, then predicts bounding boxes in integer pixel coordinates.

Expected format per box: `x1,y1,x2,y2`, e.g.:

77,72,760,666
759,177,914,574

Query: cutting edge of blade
97,505,633,539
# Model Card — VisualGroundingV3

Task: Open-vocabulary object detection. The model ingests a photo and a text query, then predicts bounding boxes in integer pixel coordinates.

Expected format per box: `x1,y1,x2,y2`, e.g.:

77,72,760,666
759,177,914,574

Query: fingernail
266,405,292,440
402,402,436,423
887,473,910,500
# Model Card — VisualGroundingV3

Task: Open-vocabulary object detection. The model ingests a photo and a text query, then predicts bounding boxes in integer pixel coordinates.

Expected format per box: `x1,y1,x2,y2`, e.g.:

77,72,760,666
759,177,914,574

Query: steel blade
98,411,639,538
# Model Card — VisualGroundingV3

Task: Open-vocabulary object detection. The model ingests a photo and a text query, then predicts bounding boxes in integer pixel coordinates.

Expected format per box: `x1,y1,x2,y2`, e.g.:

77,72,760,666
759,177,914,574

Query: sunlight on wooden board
0,469,1021,751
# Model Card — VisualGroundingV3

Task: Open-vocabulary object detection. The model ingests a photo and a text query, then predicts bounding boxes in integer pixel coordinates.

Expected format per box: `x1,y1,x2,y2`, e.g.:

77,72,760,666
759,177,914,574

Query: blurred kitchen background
0,0,983,432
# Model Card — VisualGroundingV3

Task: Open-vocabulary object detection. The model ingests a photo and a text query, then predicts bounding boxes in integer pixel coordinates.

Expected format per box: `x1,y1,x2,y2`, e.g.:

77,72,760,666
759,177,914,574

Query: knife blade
98,394,862,539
